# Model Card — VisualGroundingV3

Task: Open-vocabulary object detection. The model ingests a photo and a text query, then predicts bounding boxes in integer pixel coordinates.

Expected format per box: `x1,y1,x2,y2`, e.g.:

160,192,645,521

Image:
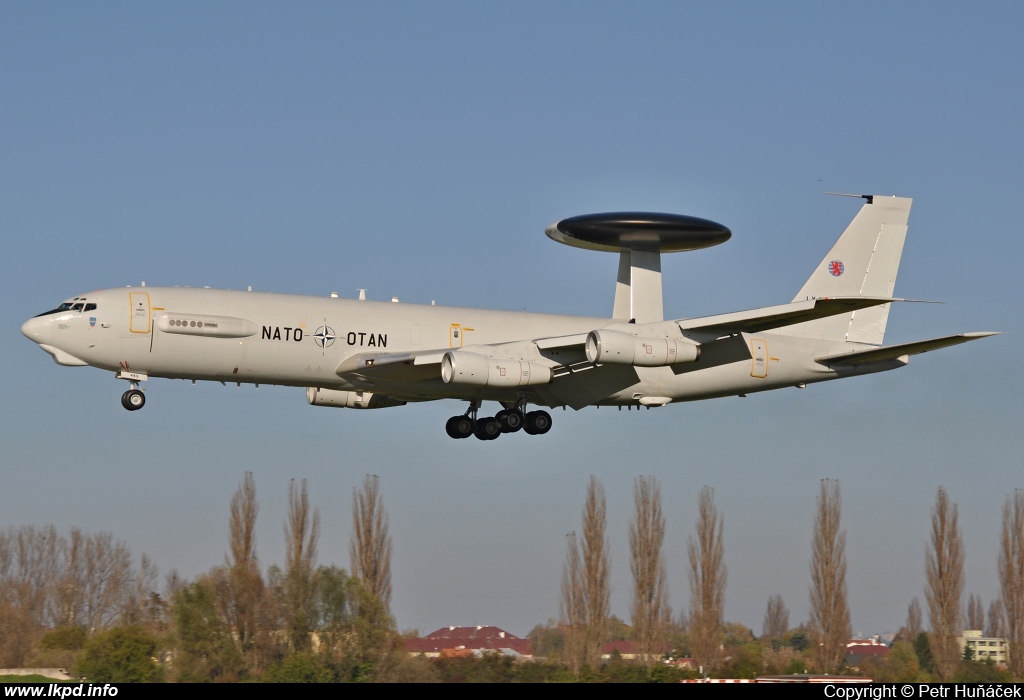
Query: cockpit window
71,303,84,311
84,303,97,311
34,302,76,317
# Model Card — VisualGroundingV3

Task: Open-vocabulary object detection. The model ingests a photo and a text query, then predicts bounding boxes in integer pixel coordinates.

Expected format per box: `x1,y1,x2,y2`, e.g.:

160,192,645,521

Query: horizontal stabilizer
816,332,1000,367
677,297,906,339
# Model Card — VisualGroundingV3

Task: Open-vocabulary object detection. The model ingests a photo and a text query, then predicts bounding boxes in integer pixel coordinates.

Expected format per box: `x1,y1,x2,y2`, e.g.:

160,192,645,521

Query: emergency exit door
129,292,150,333
449,324,463,348
750,338,768,378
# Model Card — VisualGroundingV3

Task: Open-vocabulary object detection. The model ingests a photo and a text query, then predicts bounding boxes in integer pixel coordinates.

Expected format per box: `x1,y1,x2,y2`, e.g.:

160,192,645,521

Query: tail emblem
828,260,845,277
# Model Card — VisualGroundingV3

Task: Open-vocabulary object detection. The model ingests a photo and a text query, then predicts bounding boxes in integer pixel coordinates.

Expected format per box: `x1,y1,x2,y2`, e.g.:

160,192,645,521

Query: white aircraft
22,194,996,440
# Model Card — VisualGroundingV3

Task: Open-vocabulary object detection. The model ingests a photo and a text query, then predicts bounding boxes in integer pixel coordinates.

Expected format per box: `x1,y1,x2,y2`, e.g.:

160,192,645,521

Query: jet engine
585,329,700,367
305,387,406,409
441,351,553,387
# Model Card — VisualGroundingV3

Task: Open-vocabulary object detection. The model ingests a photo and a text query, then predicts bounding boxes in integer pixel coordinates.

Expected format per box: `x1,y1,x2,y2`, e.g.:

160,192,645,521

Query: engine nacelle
441,351,553,387
585,329,700,367
305,387,406,409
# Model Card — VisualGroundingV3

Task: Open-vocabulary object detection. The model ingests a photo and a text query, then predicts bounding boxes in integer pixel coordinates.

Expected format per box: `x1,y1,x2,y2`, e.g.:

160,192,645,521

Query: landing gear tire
523,410,551,435
446,416,474,439
121,389,145,411
474,417,502,440
496,409,525,433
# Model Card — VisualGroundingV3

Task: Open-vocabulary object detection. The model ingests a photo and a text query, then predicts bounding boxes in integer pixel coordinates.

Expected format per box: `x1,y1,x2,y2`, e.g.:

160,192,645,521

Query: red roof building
404,625,533,658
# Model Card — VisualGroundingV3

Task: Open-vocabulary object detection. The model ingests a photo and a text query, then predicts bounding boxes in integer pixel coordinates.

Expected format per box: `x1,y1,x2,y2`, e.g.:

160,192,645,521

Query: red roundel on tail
828,260,845,277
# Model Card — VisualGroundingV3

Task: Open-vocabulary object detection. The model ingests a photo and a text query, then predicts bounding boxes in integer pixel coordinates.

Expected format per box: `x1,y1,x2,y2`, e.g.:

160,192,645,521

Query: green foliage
433,652,518,683
527,619,566,661
913,632,935,673
718,642,763,678
722,623,755,648
607,615,633,641
869,641,922,682
782,629,811,652
172,576,245,682
955,659,1013,683
263,652,334,683
39,626,87,651
74,626,163,683
0,675,71,683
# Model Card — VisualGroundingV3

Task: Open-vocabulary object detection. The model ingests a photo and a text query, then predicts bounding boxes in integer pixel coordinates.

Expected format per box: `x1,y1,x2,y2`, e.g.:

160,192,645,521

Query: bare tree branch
907,597,923,640
762,593,789,643
629,476,669,666
284,478,320,650
926,486,964,681
809,478,851,674
689,486,726,671
581,476,610,669
1000,488,1024,678
559,531,584,675
349,474,392,609
225,472,264,668
967,593,985,632
987,599,1005,640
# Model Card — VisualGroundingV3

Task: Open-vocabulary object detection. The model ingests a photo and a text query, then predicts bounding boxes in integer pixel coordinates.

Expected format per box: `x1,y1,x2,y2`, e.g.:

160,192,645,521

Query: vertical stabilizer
783,195,911,344
612,250,663,323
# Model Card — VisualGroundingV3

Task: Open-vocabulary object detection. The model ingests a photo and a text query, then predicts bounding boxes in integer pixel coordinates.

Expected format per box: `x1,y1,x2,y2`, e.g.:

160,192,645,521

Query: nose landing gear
117,372,148,411
121,388,145,411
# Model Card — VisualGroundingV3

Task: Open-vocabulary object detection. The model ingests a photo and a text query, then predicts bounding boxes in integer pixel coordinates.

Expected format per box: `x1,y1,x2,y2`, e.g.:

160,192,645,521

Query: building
846,637,891,669
958,630,1008,665
404,625,533,658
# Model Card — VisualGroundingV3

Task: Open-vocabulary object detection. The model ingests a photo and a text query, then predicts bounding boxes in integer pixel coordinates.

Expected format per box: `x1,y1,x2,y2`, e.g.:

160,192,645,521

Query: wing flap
816,332,999,367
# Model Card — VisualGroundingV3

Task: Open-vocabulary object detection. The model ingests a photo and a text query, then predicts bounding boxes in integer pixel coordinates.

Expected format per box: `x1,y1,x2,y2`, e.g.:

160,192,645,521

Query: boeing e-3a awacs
22,194,996,440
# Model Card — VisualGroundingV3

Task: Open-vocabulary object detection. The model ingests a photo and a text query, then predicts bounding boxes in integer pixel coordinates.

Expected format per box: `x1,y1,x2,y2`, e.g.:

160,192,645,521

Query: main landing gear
444,400,552,440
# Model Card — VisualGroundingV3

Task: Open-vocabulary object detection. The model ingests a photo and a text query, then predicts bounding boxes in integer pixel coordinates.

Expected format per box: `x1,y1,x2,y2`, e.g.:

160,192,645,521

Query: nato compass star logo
314,322,336,349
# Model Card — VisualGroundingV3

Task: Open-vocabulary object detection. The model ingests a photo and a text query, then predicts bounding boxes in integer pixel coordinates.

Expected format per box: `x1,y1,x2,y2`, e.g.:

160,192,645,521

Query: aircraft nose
21,316,50,344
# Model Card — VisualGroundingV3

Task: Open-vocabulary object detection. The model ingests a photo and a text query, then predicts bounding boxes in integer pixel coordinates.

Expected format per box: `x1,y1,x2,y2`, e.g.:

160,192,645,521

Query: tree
762,594,789,643
688,486,726,671
580,476,610,668
225,472,264,670
999,489,1024,678
349,475,392,609
987,600,1005,639
926,486,964,681
629,476,669,666
172,576,245,682
284,478,320,650
967,593,984,631
74,626,163,682
809,478,851,674
907,597,923,640
559,531,584,674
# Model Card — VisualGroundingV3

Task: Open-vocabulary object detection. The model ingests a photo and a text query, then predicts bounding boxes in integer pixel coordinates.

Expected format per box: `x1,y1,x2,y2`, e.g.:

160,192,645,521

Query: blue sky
2,2,1021,638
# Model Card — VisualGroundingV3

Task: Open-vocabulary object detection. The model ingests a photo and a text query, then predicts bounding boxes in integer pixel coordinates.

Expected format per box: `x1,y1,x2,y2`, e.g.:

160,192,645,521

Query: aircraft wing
815,332,1000,367
335,349,448,384
677,297,909,339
